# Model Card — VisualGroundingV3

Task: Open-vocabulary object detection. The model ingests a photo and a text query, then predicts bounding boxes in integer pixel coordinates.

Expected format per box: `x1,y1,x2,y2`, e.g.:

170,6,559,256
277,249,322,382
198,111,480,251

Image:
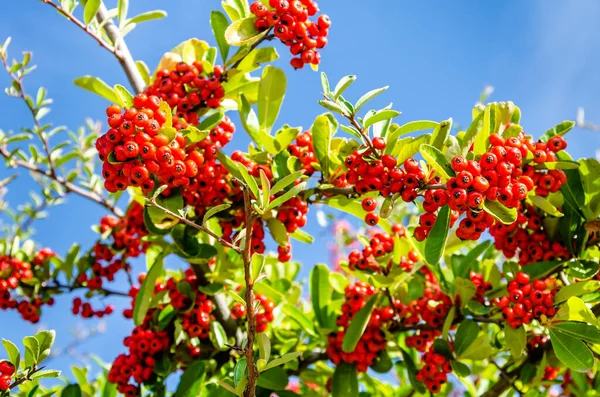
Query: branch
241,188,258,397
40,1,145,94
9,365,45,390
146,196,242,253
44,281,129,297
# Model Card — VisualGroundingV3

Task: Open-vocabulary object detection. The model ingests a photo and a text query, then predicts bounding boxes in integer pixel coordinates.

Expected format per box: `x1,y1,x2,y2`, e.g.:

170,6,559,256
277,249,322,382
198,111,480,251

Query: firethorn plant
1,0,600,397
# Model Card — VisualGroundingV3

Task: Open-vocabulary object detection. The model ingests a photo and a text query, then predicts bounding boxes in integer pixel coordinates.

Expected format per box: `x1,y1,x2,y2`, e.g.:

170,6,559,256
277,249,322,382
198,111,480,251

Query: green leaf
113,84,134,108
61,384,82,397
266,218,288,247
553,297,600,326
310,264,332,329
23,336,39,367
259,169,271,209
504,325,526,359
385,120,439,155
73,76,119,103
198,111,224,131
257,333,271,363
238,94,261,145
225,17,264,46
363,110,401,130
266,182,306,211
270,170,304,196
237,163,260,200
332,75,356,100
211,11,230,63
442,306,456,340
202,203,231,225
549,329,594,372
455,277,477,308
429,118,452,150
342,295,377,353
453,240,492,279
454,320,479,357
424,205,450,266
354,86,388,113
30,369,61,379
237,47,279,73
568,260,599,280
451,361,471,378
399,349,426,393
395,134,432,164
209,321,228,351
540,120,576,143
263,351,301,371
320,72,330,94
332,362,359,397
256,366,288,390
251,253,265,282
311,114,333,179
550,322,600,344
521,260,562,279
291,228,314,244
135,60,151,85
133,247,165,325
117,0,128,23
324,196,392,233
554,281,600,304
173,225,218,260
258,65,286,135
3,338,20,370
460,111,484,155
83,0,101,24
126,10,167,25
174,361,206,397
420,144,455,180
534,160,580,170
483,200,517,224
35,330,55,363
281,304,317,337
530,196,563,217
457,335,495,361
473,104,493,155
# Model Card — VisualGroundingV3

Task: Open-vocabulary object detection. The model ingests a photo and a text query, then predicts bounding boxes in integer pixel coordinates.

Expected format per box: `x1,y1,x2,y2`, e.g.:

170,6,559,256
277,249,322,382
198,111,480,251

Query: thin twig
147,196,242,253
9,365,45,390
44,281,129,297
242,187,258,397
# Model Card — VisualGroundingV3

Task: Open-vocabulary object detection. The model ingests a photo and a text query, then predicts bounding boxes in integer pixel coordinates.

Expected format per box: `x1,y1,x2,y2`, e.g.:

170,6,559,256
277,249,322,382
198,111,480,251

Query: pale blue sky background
2,0,600,383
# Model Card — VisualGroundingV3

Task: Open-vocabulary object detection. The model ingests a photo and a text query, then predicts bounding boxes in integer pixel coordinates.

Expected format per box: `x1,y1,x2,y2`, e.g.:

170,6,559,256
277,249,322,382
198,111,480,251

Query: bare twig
44,281,129,297
147,196,242,253
241,187,258,397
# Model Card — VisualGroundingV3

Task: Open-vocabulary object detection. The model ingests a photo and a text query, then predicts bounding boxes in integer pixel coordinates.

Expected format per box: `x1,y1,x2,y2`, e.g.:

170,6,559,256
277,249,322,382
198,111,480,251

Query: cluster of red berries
397,280,453,328
145,62,225,128
250,0,330,69
406,330,441,353
231,293,276,332
470,271,492,303
490,204,570,265
288,131,317,175
71,297,114,318
347,224,419,273
0,361,15,391
99,202,149,258
0,250,56,323
327,282,394,372
275,197,308,261
495,272,556,328
416,344,453,393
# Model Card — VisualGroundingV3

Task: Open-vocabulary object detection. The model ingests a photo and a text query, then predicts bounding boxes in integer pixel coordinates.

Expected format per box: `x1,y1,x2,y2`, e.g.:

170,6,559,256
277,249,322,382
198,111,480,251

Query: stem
45,281,129,297
147,196,242,253
40,1,145,94
9,365,45,390
241,187,258,397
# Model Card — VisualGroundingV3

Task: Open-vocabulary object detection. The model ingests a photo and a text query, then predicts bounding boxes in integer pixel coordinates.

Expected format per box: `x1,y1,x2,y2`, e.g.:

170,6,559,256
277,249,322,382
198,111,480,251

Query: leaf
35,330,55,363
457,335,495,361
420,144,455,180
399,349,427,394
133,247,165,325
395,134,432,164
325,196,392,233
256,366,288,390
202,203,231,225
258,66,286,135
455,277,477,308
454,320,479,357
530,196,563,217
568,260,599,280
310,264,332,329
311,114,333,179
266,218,288,247
331,362,359,397
423,205,451,266
117,0,128,23
553,297,600,326
198,111,224,131
505,325,526,359
281,304,317,337
290,228,314,244
442,306,456,340
354,86,388,113
73,76,119,103
3,338,20,370
263,351,301,371
237,163,260,200
363,110,401,129
520,260,564,280
342,295,377,353
174,361,206,397
453,240,492,279
473,104,493,155
237,47,279,73
61,384,82,397
549,329,594,372
483,200,517,224
238,94,261,145
113,84,134,108
540,120,576,143
225,17,264,46
209,321,228,351
30,369,61,379
270,170,304,196
320,72,330,94
534,160,580,170
385,120,439,154
554,281,600,304
460,111,484,155
126,10,167,25
429,118,452,150
451,361,471,378
550,322,600,344
257,333,271,363
210,11,230,63
266,182,306,211
83,0,101,24
332,75,356,100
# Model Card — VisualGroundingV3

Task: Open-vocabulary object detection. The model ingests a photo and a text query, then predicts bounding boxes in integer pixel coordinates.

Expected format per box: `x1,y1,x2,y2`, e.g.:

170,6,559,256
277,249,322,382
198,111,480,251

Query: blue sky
2,0,600,383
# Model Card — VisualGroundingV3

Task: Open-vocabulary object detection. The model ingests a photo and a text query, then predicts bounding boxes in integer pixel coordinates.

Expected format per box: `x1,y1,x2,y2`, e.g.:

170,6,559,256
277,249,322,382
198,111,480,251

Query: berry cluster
0,251,55,323
415,344,453,393
71,297,114,318
490,204,570,265
346,225,419,273
0,361,15,391
397,280,452,328
275,196,308,261
250,0,330,69
470,271,492,303
406,330,441,353
327,282,394,372
230,293,276,332
109,267,214,393
145,62,225,128
495,272,556,328
288,131,317,175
